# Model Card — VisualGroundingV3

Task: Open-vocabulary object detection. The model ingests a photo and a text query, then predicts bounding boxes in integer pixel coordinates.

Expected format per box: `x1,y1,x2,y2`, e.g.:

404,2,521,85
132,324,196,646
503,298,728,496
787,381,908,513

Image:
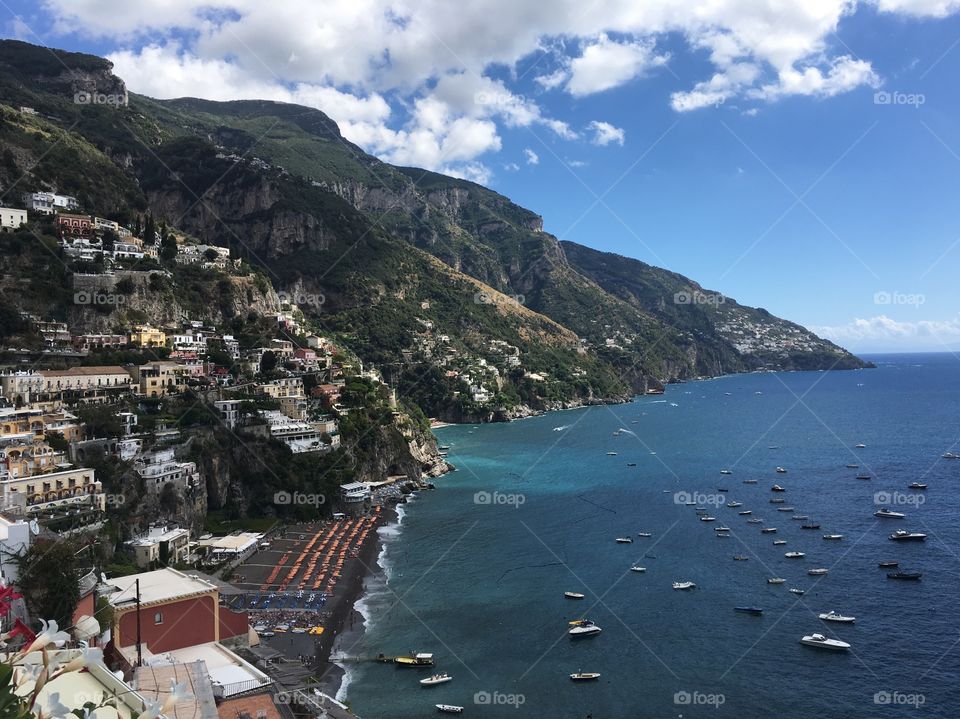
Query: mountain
0,40,869,420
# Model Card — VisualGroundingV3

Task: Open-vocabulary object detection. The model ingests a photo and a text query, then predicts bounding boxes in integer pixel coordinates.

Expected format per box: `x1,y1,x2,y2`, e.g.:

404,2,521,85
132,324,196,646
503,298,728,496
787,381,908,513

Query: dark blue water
341,354,960,717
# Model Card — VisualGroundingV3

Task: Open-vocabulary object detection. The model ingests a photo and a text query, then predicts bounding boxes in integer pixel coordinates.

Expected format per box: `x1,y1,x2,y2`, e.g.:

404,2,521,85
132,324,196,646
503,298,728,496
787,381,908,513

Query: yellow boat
394,652,434,667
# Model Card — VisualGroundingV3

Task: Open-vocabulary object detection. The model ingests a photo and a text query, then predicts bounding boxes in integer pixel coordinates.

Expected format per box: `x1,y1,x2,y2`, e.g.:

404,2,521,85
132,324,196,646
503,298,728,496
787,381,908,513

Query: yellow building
133,361,188,397
128,325,166,348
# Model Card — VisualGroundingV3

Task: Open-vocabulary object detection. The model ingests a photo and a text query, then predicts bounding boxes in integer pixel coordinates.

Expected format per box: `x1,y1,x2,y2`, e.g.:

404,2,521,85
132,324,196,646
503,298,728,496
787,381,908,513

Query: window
153,611,163,625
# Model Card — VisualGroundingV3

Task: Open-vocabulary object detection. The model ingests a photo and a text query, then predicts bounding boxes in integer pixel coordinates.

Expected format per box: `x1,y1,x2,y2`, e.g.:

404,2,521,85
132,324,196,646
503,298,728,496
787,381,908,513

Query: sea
337,353,960,718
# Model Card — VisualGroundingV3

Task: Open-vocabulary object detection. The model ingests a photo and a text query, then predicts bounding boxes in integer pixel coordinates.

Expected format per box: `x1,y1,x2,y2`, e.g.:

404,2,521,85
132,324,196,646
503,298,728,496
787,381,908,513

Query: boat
569,672,601,681
761,527,777,534
800,633,850,651
819,611,855,623
773,540,787,545
606,451,618,456
728,501,743,508
767,578,786,584
770,498,785,504
776,467,787,474
909,482,928,489
855,443,866,449
717,488,729,493
845,464,859,468
942,452,960,459
785,551,805,558
720,469,733,475
801,523,820,530
733,555,749,561
564,591,585,599
615,537,633,543
878,561,899,568
627,462,637,467
699,516,716,522
739,510,752,515
747,518,763,524
734,606,764,615
420,673,453,686
887,571,922,580
808,568,829,576
771,485,786,492
637,532,653,537
743,479,758,484
777,507,795,512
823,534,844,540
672,581,697,590
629,566,646,573
568,621,602,637
789,588,805,596
856,473,871,480
875,508,905,519
395,652,435,667
792,515,809,520
889,530,926,542
436,705,464,714
438,445,450,451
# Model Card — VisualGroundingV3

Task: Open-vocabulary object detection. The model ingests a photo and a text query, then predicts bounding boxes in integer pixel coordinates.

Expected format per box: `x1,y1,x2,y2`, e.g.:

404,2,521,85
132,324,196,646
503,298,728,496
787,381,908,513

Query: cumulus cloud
811,315,960,350
523,148,540,165
36,0,960,176
587,120,626,146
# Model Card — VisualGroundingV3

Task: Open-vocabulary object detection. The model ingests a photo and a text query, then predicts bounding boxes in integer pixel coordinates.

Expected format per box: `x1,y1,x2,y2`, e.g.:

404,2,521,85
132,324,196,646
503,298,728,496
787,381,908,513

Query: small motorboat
875,508,905,519
800,633,850,650
637,532,653,537
714,526,731,532
942,452,960,459
773,540,787,545
761,527,778,534
606,451,618,456
785,551,806,558
770,498,786,504
771,484,786,492
887,571,922,580
420,673,453,687
777,507,795,512
720,469,733,475
743,479,758,484
747,518,763,524
775,467,787,474
436,705,464,714
627,462,637,467
728,501,743,508
717,488,729,493
700,516,716,522
767,577,786,584
739,510,752,515
845,464,859,468
615,537,633,543
565,591,585,599
878,561,899,568
823,534,844,541
808,568,829,576
672,581,697,590
889,530,926,542
568,621,602,637
733,555,749,561
855,443,866,448
819,611,855,623
629,566,646,573
801,523,821,530
909,482,928,489
789,588,805,596
569,672,601,681
792,515,809,520
734,606,764,615
855,473,871,480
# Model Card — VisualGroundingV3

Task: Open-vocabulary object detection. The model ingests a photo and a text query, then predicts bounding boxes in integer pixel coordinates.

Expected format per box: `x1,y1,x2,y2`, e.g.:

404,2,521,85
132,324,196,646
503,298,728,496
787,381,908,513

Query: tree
14,541,81,627
260,350,277,373
160,233,178,262
142,213,155,245
101,229,118,252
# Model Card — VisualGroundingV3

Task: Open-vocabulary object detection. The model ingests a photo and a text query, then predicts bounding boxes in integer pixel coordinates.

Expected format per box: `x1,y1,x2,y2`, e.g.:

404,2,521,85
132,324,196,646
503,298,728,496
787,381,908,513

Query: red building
55,213,94,239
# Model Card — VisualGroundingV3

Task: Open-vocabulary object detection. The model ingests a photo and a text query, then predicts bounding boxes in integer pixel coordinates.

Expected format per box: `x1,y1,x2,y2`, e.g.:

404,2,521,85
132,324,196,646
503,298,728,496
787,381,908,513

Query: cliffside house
0,207,27,230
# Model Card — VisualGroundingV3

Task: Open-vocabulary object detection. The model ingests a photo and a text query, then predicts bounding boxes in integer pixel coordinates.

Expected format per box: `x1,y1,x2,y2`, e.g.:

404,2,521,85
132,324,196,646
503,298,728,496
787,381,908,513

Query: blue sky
4,1,960,352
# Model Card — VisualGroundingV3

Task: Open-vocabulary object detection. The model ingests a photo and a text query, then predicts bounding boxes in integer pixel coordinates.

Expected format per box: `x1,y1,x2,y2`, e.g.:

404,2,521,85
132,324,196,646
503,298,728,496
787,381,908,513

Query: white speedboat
672,581,697,590
875,508,905,519
570,671,601,681
743,479,758,484
420,673,453,686
436,705,464,714
789,588,805,596
699,516,716,522
889,530,926,541
785,551,805,558
819,611,855,623
942,452,960,459
714,526,731,532
606,451,618,456
728,501,743,508
792,515,809,520
761,527,777,534
747,518,763,524
767,577,786,584
777,507,795,512
823,534,844,540
720,469,733,475
776,467,787,474
808,568,829,576
615,537,633,543
568,621,602,638
564,591,585,599
855,443,866,449
637,532,653,537
771,484,786,492
773,540,787,545
739,510,752,515
629,566,646,573
800,633,850,650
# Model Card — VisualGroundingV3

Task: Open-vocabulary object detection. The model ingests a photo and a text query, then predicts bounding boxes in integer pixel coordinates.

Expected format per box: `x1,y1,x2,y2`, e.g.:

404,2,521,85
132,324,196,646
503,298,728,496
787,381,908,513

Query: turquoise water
342,354,960,717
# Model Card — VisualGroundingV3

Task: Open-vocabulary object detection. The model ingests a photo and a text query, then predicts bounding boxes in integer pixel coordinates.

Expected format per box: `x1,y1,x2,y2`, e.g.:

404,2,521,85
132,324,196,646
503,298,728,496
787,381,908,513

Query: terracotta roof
217,691,283,719
38,366,130,376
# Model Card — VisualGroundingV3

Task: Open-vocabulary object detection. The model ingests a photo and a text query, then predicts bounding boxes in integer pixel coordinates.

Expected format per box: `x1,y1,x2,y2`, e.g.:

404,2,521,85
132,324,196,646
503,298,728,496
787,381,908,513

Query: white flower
60,642,106,673
25,620,71,653
160,680,193,713
138,698,165,719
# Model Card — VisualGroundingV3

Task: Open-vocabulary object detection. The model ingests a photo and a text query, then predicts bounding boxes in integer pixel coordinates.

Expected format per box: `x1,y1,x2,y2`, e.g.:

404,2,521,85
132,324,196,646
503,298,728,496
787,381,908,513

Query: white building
21,191,79,215
134,448,201,495
0,515,31,584
213,399,243,430
0,207,27,230
261,410,328,453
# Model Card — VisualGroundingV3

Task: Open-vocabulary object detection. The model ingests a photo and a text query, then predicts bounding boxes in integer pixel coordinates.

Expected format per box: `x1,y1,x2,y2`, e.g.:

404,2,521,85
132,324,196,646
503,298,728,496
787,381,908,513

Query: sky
3,0,960,353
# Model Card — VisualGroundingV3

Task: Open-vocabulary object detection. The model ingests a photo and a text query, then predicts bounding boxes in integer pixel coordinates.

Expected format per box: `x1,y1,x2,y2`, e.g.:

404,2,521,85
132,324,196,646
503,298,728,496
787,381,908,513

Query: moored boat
887,570,922,580
789,588,805,596
875,508,905,519
436,705,464,714
785,551,805,558
888,530,926,542
615,537,633,543
808,568,829,576
800,633,850,650
823,534,844,540
877,561,899,568
564,591,585,599
734,606,764,614
767,577,786,584
908,482,927,489
420,673,453,686
819,611,855,623
570,672,601,681
568,620,602,637
672,581,697,590
395,652,435,667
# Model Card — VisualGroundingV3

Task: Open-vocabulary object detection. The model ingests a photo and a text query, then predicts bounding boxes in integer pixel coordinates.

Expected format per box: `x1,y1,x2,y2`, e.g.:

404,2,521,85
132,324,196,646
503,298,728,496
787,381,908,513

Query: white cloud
587,120,625,146
565,34,669,97
523,148,540,165
750,56,881,100
811,314,960,351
